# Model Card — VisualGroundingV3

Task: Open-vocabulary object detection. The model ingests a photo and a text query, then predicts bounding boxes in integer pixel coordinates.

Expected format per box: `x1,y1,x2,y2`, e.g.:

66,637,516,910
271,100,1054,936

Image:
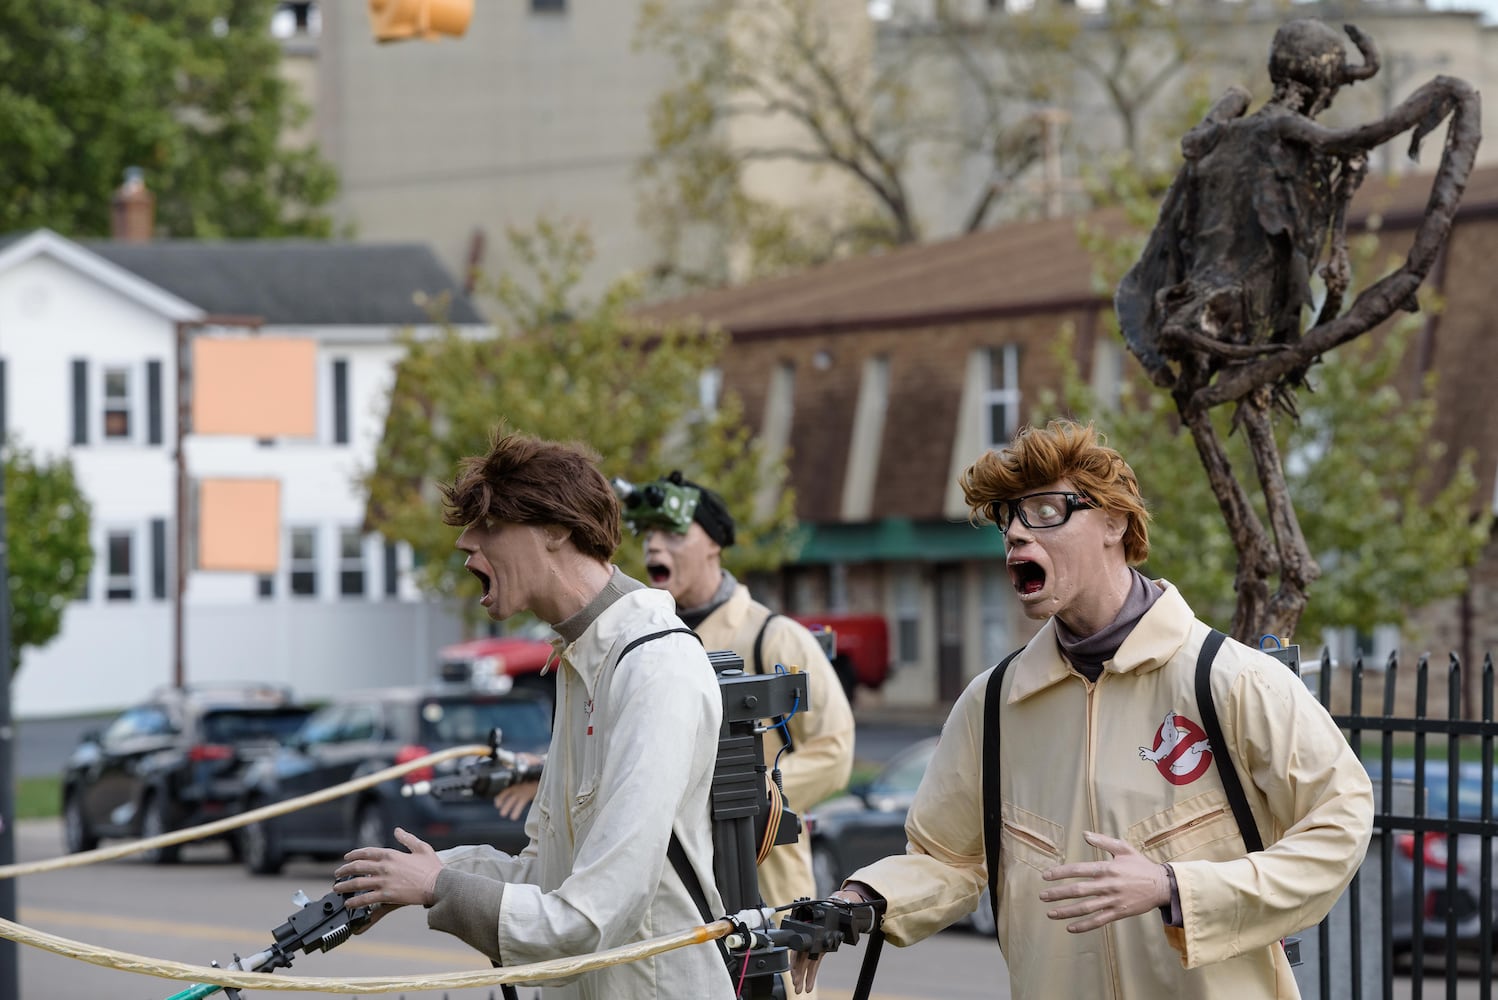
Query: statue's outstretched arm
1195,77,1480,411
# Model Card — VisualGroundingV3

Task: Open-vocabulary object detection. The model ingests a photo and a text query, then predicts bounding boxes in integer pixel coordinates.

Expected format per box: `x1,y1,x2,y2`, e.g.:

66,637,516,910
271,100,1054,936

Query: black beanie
668,470,736,548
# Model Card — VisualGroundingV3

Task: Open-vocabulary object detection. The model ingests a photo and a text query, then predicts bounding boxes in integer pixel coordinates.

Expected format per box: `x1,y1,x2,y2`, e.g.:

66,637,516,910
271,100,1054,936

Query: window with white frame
340,528,365,597
290,527,318,597
106,529,134,601
698,367,722,414
983,344,1021,450
103,367,131,440
893,566,921,664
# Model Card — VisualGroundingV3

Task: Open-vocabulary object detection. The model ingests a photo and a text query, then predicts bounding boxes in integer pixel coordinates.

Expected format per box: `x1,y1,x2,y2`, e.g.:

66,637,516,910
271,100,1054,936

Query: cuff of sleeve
1158,863,1183,927
427,867,506,964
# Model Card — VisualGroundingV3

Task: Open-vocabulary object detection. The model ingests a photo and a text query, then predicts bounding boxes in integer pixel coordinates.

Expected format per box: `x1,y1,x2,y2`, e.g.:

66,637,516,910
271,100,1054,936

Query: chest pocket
999,802,1065,872
1129,790,1243,864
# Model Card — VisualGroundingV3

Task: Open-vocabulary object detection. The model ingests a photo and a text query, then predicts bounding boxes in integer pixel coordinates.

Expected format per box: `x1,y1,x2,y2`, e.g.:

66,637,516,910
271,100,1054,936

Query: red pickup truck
438,612,892,703
437,634,556,705
790,613,892,698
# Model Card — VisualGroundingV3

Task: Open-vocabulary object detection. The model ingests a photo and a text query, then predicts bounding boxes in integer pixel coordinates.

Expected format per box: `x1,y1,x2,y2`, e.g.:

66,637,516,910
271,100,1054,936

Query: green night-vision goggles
612,473,701,536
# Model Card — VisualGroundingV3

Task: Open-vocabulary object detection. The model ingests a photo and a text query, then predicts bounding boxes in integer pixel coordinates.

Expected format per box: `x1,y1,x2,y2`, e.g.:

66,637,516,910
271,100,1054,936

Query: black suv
236,686,552,875
61,684,312,863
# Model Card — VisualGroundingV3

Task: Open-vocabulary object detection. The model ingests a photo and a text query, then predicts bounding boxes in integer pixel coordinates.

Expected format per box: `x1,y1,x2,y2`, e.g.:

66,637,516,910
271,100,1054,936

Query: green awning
793,517,1006,564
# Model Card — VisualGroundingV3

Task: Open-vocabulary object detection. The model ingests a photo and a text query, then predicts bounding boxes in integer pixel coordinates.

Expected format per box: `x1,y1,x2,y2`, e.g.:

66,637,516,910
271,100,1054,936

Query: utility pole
174,316,262,690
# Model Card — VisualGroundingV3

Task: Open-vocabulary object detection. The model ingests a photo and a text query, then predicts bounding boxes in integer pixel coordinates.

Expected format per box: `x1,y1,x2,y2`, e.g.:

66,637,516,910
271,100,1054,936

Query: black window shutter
151,518,167,600
333,358,349,445
72,359,88,445
147,360,163,445
383,541,399,597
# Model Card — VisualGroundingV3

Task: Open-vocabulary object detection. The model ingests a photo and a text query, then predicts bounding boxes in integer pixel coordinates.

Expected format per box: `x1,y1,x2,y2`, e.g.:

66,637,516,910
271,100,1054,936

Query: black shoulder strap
668,831,731,963
1194,629,1264,853
981,647,1024,943
621,626,726,962
619,626,701,662
752,612,780,674
751,612,798,754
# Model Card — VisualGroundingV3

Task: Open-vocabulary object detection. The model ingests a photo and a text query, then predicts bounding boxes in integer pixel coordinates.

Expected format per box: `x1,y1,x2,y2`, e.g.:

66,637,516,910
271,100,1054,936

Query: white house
0,228,488,717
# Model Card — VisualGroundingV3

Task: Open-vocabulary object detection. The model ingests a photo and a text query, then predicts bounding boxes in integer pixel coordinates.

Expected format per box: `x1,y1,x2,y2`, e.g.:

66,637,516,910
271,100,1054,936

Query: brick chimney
110,167,155,243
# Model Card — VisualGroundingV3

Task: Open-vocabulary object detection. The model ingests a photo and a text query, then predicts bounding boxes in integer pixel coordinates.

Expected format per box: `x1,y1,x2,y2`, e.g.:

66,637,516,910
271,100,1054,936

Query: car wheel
812,842,841,900
969,889,996,938
139,796,180,865
63,793,98,854
241,810,284,876
355,803,389,851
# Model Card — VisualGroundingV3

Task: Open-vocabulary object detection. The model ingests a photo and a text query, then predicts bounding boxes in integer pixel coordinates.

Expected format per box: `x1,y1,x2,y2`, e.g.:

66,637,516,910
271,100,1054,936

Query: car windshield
869,740,934,798
201,708,312,745
419,697,550,750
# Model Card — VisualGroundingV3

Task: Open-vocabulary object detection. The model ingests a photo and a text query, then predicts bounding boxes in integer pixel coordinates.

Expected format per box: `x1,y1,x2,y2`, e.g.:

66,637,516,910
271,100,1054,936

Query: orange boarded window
198,478,281,573
193,337,317,437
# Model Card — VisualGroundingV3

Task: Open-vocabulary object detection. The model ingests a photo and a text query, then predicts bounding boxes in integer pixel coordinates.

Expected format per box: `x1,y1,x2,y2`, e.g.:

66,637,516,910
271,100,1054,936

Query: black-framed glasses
989,492,1096,534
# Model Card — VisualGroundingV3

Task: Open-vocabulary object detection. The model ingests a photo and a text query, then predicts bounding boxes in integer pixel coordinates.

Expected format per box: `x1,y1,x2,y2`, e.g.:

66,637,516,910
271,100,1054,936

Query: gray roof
81,239,486,326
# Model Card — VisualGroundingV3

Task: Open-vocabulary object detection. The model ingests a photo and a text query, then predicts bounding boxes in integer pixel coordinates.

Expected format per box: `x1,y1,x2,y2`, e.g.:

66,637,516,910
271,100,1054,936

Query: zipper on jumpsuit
1084,674,1121,1000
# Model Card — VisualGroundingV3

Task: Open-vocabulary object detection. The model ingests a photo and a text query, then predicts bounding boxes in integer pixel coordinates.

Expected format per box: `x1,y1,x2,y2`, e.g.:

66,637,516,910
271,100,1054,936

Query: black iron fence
1302,650,1495,1000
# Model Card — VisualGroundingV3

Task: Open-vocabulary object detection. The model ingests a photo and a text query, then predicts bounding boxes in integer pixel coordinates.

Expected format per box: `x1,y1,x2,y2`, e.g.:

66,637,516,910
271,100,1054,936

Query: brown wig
959,419,1151,565
441,428,621,561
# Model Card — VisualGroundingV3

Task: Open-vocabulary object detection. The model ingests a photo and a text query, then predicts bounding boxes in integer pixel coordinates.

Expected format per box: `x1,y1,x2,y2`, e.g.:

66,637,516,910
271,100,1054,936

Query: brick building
645,166,1498,707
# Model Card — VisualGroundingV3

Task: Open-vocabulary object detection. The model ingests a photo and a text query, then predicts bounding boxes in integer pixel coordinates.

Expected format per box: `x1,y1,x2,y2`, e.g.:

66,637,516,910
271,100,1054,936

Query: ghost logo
1138,710,1214,786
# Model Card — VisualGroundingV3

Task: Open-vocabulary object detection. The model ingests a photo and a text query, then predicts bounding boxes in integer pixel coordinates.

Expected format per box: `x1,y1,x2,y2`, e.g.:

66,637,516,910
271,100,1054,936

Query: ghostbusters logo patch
1138,710,1213,786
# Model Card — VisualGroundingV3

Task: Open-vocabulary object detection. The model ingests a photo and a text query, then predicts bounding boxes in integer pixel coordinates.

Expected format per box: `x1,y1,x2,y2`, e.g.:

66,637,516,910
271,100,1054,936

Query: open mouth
468,566,493,601
646,562,671,585
1009,560,1046,597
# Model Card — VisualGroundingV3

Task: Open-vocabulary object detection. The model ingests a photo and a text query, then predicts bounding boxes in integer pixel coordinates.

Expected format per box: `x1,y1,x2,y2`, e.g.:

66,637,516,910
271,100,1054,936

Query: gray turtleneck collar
1054,569,1161,683
677,569,737,630
552,566,646,645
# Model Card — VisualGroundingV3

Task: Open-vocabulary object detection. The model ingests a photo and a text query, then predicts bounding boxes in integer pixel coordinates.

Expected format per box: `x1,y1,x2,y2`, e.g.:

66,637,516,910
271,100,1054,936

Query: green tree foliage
363,220,797,617
1045,319,1485,643
4,443,93,675
0,0,336,237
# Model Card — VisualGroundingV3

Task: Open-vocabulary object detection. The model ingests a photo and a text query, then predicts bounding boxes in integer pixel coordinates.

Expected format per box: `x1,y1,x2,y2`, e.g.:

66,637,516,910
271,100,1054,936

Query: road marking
19,906,483,966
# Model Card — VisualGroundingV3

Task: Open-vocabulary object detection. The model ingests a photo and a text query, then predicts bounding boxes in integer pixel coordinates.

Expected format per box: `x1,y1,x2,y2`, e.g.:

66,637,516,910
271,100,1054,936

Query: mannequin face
642,521,723,608
455,519,566,623
1001,479,1128,634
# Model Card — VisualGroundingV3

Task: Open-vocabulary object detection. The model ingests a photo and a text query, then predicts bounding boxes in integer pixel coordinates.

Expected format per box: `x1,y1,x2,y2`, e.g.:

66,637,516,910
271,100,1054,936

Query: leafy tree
364,220,797,619
1043,302,1486,646
4,443,94,675
634,0,1235,289
0,0,336,238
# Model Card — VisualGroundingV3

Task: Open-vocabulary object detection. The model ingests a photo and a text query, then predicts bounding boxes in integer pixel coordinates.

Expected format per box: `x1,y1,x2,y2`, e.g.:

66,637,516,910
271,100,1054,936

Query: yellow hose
0,743,742,992
0,913,733,991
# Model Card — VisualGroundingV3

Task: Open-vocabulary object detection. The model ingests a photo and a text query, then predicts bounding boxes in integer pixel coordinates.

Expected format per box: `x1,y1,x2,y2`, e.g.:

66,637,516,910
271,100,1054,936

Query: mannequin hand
1039,831,1170,933
789,885,870,993
335,827,442,910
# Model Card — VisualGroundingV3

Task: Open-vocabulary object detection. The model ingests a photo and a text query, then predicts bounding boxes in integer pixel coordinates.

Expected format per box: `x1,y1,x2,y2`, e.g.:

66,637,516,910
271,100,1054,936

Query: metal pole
175,321,188,690
0,420,19,996
172,315,262,691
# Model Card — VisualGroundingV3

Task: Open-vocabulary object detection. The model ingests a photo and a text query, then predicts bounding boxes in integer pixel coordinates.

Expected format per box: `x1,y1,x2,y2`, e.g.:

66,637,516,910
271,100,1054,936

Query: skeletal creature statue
1114,18,1479,641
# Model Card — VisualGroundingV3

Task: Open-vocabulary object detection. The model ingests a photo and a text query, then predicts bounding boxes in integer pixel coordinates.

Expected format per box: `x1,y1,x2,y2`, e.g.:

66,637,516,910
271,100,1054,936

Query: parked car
61,683,312,863
436,633,557,708
788,613,892,699
807,737,996,936
1366,757,1498,958
236,686,552,875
